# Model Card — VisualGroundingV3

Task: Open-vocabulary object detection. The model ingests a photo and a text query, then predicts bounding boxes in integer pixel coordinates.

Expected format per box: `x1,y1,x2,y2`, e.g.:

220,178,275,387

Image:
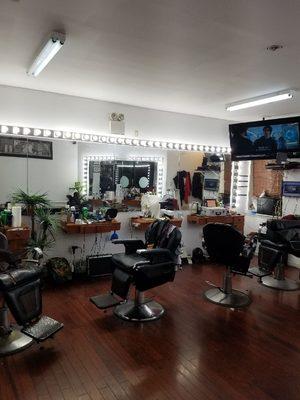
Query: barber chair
90,220,182,322
203,223,257,308
249,219,300,291
0,234,63,356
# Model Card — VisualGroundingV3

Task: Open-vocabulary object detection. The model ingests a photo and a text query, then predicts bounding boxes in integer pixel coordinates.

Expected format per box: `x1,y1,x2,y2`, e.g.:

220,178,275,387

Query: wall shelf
131,217,182,231
187,214,244,232
61,220,121,234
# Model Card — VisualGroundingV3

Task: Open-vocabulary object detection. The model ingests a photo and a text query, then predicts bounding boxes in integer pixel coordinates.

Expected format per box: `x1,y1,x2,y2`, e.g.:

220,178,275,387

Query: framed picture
0,136,53,160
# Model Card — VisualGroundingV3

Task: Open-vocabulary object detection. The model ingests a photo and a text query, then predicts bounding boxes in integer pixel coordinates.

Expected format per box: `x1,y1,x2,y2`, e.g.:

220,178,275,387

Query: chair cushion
112,253,145,271
0,268,41,291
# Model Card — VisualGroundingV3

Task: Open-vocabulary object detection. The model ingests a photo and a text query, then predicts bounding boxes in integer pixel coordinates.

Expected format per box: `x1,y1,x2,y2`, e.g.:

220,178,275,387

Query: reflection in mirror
168,151,231,211
88,160,157,201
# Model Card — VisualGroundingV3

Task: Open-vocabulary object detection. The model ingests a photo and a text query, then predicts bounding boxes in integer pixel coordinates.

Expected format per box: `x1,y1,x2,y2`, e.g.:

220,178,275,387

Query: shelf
0,226,31,252
61,220,121,234
266,162,300,170
187,214,244,232
131,217,182,231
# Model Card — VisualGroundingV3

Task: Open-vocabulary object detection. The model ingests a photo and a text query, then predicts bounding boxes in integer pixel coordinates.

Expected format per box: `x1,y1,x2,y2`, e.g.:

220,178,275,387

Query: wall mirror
167,150,232,209
88,159,158,199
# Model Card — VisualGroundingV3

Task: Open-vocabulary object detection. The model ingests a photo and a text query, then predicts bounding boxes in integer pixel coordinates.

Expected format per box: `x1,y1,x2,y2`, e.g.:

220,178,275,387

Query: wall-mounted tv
229,116,300,161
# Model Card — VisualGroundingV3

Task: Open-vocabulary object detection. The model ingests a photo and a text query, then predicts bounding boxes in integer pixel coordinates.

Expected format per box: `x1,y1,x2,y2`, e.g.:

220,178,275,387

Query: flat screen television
229,116,300,161
204,178,219,191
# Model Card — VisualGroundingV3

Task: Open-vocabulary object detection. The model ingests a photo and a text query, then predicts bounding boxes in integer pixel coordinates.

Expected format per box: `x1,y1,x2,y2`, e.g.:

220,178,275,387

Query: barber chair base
0,329,33,356
114,299,165,322
204,288,251,308
261,276,300,291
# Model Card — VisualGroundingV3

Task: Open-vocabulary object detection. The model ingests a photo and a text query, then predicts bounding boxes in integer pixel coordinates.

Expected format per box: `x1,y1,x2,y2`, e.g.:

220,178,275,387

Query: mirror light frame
0,124,231,154
83,155,164,197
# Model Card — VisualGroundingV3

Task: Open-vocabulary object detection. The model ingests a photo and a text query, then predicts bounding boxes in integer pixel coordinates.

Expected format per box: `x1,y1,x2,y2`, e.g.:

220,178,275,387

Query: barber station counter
61,220,121,234
131,217,183,231
46,211,202,260
187,214,244,233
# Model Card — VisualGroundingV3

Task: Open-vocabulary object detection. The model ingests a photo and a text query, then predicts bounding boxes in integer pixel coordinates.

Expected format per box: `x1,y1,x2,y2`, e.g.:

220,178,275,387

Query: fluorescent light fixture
226,90,293,111
28,32,66,77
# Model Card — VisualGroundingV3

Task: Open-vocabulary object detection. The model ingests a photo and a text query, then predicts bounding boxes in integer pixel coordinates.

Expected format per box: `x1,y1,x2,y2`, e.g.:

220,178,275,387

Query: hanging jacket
192,172,203,199
173,171,187,205
184,172,191,203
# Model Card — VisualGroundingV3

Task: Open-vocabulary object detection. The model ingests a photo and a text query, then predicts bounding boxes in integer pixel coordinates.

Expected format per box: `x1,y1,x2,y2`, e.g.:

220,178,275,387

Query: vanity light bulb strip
82,155,164,197
0,124,231,154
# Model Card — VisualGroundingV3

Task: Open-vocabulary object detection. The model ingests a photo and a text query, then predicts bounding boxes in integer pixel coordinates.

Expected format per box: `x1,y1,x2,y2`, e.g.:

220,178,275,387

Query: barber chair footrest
248,266,272,278
22,316,64,342
90,293,122,309
204,288,251,308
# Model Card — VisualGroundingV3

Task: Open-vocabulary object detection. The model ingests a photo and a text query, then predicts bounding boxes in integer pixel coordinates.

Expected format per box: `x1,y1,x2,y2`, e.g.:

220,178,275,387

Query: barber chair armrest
136,248,173,263
132,260,151,270
260,239,287,251
112,239,146,255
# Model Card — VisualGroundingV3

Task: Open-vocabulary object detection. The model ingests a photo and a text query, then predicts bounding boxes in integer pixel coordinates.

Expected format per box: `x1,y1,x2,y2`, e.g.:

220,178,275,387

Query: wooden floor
1,263,300,400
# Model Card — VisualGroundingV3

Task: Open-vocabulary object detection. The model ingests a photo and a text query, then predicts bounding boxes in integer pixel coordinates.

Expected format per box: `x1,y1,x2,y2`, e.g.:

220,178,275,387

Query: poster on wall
0,136,53,160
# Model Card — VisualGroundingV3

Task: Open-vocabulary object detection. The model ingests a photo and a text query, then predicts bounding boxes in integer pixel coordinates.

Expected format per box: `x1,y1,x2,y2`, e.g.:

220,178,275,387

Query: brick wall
252,160,282,197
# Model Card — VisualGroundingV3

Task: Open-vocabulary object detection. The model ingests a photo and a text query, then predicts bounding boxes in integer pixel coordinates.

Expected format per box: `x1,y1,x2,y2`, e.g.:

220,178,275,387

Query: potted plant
12,189,50,240
12,190,56,255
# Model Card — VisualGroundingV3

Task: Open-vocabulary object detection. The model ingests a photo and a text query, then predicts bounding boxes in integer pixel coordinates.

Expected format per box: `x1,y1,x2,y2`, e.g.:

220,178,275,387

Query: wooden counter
187,214,244,233
61,220,121,234
131,217,183,231
122,199,141,207
0,226,31,252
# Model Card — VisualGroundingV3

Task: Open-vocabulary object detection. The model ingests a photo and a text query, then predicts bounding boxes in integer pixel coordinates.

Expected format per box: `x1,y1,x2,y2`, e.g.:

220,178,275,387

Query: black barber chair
0,233,63,356
90,220,182,322
203,223,257,308
249,219,300,291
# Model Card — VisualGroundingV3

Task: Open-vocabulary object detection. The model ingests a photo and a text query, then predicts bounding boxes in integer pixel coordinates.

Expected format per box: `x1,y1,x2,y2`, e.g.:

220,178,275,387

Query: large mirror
88,160,157,199
166,151,231,210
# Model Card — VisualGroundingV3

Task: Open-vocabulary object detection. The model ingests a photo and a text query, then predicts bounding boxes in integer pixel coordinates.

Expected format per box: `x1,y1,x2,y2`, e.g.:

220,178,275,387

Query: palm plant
12,189,51,240
34,207,57,248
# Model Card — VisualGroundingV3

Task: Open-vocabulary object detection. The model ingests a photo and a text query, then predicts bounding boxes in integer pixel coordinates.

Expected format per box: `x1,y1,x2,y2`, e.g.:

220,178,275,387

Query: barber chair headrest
105,208,118,221
203,223,245,265
145,220,182,254
267,219,300,231
0,268,41,291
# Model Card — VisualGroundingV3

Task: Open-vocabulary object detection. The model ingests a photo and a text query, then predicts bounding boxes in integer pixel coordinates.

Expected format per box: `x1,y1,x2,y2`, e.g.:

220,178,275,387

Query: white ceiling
1,0,300,121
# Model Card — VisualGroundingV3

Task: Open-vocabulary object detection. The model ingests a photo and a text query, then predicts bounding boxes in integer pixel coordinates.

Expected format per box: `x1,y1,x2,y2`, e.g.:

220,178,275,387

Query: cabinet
1,226,31,252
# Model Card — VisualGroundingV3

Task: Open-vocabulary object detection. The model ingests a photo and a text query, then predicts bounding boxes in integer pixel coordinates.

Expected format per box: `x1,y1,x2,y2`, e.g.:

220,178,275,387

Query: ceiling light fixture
226,90,294,111
28,31,66,77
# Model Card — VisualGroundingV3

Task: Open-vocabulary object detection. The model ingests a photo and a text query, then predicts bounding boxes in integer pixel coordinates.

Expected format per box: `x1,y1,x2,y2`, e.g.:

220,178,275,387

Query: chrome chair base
204,288,251,308
0,329,33,357
261,276,300,291
114,299,165,322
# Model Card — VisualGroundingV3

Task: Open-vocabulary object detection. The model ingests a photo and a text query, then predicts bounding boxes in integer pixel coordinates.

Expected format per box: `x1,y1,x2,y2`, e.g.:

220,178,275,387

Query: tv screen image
229,116,300,161
204,178,219,191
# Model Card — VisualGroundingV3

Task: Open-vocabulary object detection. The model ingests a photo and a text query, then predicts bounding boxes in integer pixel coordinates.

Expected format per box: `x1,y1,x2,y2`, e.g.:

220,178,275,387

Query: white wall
0,85,230,146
